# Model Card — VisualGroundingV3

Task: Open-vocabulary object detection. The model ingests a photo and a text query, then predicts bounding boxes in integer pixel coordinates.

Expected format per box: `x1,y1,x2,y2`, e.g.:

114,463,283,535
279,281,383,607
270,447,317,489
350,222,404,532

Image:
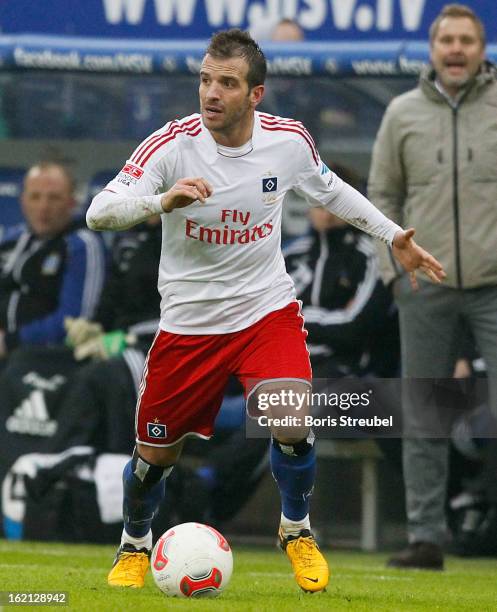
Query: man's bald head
21,163,76,238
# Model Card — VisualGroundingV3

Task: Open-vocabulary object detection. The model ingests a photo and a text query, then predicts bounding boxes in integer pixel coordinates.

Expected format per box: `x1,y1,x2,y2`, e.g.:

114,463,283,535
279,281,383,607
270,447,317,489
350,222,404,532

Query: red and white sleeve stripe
130,116,202,168
259,113,319,166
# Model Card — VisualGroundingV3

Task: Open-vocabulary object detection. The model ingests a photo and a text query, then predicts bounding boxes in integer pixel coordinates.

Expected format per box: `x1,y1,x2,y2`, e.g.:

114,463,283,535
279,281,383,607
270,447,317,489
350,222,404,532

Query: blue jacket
0,219,106,350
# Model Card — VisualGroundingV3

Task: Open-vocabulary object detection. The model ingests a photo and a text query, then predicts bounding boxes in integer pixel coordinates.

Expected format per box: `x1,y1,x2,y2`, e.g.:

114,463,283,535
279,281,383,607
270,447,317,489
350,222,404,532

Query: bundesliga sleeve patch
147,422,167,438
122,163,144,179
117,163,145,187
262,177,278,193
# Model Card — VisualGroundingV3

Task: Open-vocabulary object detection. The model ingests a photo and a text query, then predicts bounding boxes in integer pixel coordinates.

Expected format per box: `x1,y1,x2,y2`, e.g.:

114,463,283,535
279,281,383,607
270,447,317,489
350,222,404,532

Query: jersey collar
199,112,262,162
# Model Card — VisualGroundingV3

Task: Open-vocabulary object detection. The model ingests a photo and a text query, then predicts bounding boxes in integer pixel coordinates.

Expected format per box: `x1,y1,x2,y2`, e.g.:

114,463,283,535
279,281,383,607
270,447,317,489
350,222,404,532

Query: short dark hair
429,4,486,47
206,28,267,90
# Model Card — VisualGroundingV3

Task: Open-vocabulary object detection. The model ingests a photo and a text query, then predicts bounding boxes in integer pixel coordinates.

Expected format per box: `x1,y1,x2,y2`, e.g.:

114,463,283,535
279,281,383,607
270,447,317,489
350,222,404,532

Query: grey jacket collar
419,60,497,104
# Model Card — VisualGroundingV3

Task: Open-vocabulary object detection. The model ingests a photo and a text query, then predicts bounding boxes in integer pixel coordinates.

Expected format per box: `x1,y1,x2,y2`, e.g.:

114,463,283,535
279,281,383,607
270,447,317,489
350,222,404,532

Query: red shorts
135,301,311,447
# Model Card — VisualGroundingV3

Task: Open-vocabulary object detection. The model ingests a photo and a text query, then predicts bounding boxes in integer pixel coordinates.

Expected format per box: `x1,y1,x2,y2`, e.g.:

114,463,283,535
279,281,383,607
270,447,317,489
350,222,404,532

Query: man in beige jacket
368,4,497,569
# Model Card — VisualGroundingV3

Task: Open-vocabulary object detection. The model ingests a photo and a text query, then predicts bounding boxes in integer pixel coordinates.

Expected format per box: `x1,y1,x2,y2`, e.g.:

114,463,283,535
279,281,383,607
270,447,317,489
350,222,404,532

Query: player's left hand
392,228,446,290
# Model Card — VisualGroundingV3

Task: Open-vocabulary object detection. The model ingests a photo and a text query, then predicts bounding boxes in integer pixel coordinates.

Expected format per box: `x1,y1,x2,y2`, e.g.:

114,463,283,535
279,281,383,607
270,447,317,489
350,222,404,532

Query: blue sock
270,437,316,521
122,451,172,539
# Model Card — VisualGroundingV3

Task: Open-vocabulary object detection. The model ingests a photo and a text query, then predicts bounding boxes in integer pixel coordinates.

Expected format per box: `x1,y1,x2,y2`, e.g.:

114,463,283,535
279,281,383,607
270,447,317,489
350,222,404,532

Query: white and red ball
151,522,233,598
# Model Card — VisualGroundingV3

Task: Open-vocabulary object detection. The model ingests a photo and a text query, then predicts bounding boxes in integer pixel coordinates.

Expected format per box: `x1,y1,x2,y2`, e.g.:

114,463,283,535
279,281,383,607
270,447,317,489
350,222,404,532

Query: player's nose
205,82,222,100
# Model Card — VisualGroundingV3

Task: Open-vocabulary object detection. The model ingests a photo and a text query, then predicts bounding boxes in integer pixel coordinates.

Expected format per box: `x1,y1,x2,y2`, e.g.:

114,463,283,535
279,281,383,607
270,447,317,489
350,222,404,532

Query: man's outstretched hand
392,228,446,290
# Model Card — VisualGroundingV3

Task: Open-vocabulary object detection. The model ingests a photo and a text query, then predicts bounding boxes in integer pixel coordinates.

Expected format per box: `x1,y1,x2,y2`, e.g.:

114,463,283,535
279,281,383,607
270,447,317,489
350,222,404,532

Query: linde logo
101,0,428,33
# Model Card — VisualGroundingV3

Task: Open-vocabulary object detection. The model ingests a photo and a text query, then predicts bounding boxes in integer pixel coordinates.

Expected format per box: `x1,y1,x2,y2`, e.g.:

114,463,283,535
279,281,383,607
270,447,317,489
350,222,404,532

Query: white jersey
93,111,401,335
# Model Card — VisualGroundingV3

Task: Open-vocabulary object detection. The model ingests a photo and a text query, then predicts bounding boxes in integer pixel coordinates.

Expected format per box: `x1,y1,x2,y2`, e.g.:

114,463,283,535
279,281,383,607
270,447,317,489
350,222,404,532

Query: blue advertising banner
2,0,497,41
2,35,496,77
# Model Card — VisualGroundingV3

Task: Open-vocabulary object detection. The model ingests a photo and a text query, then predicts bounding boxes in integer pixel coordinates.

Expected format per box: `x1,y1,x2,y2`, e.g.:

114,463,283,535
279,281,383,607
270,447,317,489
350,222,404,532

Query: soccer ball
151,522,233,598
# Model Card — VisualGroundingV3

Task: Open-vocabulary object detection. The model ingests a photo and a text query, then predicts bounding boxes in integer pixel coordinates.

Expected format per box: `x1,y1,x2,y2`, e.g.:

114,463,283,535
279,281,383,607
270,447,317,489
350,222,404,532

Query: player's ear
250,84,265,108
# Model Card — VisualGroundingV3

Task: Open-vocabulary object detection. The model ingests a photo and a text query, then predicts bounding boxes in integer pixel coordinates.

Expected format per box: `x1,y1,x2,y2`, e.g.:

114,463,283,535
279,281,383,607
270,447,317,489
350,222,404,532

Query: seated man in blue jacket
0,162,106,363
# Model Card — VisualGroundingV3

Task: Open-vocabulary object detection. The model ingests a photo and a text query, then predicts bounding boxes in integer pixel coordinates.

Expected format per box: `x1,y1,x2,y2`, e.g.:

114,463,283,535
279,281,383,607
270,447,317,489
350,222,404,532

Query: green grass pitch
1,540,497,611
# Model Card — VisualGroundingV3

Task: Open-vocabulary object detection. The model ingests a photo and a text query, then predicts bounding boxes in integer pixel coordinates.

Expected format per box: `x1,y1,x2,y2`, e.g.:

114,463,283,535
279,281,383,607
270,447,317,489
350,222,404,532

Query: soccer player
87,29,445,593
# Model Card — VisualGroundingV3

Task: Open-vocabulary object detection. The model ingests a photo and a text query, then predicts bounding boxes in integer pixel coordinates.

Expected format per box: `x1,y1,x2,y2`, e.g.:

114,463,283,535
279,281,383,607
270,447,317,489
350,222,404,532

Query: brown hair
429,4,486,47
206,28,267,90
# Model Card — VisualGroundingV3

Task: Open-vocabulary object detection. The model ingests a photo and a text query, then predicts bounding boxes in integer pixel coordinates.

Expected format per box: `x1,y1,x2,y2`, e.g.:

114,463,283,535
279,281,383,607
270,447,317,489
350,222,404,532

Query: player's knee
131,447,176,486
272,429,315,457
270,422,311,445
137,440,183,466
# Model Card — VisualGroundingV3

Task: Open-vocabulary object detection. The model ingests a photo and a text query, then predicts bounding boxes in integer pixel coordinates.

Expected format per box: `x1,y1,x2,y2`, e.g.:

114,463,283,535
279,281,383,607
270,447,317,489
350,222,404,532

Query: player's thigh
136,331,230,449
235,301,311,384
234,302,312,442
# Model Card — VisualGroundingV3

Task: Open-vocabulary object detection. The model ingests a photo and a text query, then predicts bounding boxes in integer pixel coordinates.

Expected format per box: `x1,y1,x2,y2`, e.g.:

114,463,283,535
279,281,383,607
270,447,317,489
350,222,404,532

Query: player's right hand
161,177,213,213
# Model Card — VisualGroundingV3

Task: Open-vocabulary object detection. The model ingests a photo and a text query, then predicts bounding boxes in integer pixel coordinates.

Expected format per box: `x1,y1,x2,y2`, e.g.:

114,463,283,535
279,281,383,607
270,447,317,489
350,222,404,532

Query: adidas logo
5,390,58,437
